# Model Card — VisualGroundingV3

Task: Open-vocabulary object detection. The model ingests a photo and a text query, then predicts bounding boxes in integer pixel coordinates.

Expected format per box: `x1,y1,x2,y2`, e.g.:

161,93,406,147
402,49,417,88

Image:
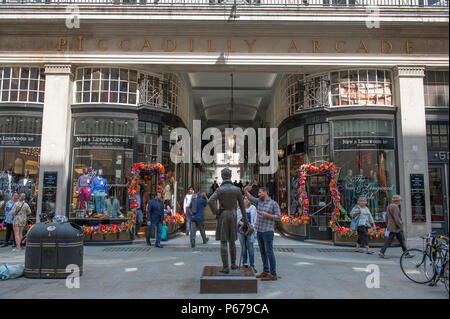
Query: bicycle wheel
400,249,435,284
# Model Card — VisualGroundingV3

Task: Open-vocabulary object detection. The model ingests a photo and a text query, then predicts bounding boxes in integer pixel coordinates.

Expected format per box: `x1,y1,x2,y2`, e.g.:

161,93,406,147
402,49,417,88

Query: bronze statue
208,168,249,274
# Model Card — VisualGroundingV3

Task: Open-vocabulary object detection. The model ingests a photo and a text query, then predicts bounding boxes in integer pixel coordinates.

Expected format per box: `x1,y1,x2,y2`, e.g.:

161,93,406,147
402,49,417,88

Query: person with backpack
188,192,209,248
350,197,376,254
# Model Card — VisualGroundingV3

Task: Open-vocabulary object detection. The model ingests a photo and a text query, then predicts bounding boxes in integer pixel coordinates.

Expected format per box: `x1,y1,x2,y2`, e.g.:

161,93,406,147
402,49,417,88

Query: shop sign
41,171,58,217
0,134,41,148
334,137,394,150
410,174,426,223
428,151,450,163
74,135,133,149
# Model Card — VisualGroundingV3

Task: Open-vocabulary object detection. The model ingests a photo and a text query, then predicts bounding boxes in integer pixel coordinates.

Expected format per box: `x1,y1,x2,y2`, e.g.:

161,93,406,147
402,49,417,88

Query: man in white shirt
183,186,195,236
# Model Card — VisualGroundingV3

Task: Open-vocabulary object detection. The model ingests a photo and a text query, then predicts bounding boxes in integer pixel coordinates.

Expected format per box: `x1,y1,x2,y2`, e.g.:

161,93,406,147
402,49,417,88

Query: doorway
428,164,448,236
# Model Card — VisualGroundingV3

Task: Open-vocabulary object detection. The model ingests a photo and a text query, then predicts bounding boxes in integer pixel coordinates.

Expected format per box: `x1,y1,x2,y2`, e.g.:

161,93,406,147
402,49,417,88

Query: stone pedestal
200,266,257,294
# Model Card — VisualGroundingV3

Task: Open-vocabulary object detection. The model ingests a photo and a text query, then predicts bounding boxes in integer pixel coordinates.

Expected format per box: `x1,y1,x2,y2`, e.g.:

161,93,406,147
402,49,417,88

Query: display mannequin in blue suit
91,169,108,215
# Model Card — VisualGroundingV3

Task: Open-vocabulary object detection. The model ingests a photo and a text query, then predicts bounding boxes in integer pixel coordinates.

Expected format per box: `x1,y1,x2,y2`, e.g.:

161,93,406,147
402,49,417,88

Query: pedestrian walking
134,185,144,238
146,192,166,248
188,192,209,248
11,193,31,252
379,195,410,258
183,186,196,236
0,192,18,248
266,178,276,199
237,194,258,273
350,197,376,254
244,185,281,281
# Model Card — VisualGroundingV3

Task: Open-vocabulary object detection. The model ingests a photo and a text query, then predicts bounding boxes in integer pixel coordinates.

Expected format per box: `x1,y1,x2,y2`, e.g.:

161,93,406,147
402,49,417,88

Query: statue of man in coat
208,168,249,273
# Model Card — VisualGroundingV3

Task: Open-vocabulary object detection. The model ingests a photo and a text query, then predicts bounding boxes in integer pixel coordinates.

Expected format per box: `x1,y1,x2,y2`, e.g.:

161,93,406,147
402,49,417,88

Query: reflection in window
426,121,449,149
424,71,449,107
0,67,45,103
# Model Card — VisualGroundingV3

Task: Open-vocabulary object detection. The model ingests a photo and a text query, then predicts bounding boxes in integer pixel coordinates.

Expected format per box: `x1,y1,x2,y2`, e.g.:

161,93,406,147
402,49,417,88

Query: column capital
394,66,425,79
44,64,74,77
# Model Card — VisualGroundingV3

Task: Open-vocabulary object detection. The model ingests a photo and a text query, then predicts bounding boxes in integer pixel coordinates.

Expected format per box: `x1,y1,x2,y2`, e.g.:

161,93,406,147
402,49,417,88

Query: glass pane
91,92,99,103
377,70,384,82
29,80,38,91
129,93,136,105
322,123,329,134
39,92,44,103
120,81,128,92
39,80,45,92
439,124,447,135
440,135,448,146
111,69,119,80
308,125,314,135
10,90,18,101
92,68,101,80
315,123,322,134
19,91,27,102
30,68,39,79
29,91,37,102
119,93,127,104
83,81,91,91
129,70,137,82
11,79,18,89
110,81,118,91
2,79,9,90
21,68,29,79
368,70,376,81
432,125,439,135
120,69,128,81
83,68,91,80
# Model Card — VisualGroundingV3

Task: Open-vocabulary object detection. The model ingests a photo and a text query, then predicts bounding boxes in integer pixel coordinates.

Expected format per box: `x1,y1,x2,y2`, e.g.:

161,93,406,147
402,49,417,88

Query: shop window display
0,116,41,214
334,119,396,221
71,118,134,218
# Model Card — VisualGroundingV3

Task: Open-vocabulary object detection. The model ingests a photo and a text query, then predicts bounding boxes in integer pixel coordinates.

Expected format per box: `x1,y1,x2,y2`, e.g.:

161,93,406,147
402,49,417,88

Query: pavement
0,231,448,299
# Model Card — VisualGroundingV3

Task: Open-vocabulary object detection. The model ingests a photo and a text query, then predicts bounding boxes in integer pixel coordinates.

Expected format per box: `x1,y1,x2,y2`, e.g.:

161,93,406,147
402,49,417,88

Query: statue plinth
200,266,257,294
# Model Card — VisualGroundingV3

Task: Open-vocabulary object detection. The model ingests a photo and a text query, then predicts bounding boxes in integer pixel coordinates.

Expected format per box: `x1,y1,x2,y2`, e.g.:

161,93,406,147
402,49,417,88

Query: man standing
208,168,249,274
146,192,166,248
244,185,281,281
188,192,209,248
183,186,196,236
379,195,409,258
0,192,18,248
266,178,276,199
210,180,219,195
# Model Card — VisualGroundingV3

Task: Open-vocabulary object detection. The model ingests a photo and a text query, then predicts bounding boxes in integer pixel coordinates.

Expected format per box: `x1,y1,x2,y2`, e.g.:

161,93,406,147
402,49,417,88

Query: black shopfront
276,107,399,241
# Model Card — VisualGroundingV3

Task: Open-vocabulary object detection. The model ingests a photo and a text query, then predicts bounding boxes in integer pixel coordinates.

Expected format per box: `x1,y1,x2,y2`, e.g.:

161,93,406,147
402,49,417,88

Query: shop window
0,116,42,214
74,67,138,105
0,67,45,103
426,121,449,149
71,118,134,217
333,119,396,221
307,123,330,163
137,121,161,163
138,73,181,114
424,71,449,107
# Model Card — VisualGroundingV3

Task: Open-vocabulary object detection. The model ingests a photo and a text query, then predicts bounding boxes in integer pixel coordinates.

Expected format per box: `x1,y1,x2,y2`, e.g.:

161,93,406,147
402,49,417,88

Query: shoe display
261,274,278,281
256,272,268,278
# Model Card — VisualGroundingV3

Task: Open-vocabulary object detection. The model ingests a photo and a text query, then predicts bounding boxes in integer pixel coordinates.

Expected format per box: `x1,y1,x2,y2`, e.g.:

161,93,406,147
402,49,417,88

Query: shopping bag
161,225,168,241
385,230,390,238
350,215,360,232
0,264,24,281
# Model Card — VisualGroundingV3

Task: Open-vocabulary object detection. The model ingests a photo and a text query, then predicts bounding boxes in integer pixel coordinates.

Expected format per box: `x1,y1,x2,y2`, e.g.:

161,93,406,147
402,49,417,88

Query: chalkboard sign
41,171,58,217
410,174,426,223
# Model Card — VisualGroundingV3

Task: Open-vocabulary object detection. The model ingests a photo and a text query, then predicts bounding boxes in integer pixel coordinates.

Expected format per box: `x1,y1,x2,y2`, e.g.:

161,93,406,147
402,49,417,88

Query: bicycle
400,233,449,293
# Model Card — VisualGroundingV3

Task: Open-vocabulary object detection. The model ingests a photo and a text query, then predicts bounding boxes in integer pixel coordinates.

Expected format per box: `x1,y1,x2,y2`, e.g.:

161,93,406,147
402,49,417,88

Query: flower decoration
128,162,166,209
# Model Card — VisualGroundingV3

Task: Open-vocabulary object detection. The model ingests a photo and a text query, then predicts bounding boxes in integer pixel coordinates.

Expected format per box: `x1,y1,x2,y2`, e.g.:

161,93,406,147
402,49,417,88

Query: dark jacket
147,199,165,224
250,184,260,198
189,198,207,222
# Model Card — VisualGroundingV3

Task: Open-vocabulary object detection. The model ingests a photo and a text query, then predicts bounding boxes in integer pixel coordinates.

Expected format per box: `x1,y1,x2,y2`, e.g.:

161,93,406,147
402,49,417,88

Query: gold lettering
381,40,392,53
288,40,300,53
406,40,413,54
77,37,83,51
164,39,176,52
357,40,369,53
119,39,130,52
141,40,152,51
335,40,346,53
189,39,194,52
207,40,216,52
313,40,321,53
244,39,256,53
96,38,108,51
57,38,67,51
227,40,235,53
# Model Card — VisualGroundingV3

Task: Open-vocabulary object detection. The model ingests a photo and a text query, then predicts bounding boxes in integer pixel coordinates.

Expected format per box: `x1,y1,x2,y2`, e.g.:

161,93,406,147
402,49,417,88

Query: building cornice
394,65,426,78
44,64,74,77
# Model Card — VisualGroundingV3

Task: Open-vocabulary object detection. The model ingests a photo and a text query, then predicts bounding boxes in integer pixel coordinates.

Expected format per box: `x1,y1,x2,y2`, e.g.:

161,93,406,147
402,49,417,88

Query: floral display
82,221,133,236
165,211,186,226
280,215,310,225
332,224,387,239
128,163,166,209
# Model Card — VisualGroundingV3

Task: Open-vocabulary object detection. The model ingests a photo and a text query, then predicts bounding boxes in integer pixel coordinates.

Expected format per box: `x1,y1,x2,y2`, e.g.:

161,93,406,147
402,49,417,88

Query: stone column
36,64,74,221
394,66,431,241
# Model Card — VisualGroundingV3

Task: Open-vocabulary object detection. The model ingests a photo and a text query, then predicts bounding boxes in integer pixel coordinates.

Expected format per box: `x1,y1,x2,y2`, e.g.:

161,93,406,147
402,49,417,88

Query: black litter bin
24,222,84,279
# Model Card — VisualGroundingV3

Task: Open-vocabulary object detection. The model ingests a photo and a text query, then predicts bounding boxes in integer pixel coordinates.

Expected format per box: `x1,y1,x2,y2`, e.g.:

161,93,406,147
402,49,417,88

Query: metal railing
0,0,448,7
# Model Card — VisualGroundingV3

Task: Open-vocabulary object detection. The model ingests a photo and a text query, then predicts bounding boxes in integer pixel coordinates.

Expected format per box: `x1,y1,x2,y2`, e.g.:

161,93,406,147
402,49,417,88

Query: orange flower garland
128,163,166,209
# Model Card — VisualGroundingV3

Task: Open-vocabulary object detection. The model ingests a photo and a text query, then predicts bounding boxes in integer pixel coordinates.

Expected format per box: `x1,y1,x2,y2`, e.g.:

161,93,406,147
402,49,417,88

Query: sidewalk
0,232,447,299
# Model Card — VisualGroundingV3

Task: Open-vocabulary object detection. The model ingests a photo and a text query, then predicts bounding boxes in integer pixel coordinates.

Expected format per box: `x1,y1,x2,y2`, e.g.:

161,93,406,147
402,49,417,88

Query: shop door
308,175,332,240
428,165,448,236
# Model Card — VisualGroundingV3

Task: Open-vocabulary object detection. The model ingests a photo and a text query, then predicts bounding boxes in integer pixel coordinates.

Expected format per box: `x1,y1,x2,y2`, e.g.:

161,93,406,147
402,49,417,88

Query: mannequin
367,171,379,219
91,169,108,215
343,169,355,214
0,163,16,201
76,167,92,211
18,169,35,202
105,190,121,218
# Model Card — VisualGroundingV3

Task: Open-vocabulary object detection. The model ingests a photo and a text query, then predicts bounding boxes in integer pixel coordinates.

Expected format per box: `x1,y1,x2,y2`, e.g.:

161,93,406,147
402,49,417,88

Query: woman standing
237,195,258,273
11,193,31,252
350,197,376,254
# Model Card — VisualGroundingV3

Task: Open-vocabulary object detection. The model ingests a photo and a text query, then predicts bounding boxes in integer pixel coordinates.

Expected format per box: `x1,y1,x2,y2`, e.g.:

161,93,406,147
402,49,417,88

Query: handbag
161,225,168,241
350,212,360,232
